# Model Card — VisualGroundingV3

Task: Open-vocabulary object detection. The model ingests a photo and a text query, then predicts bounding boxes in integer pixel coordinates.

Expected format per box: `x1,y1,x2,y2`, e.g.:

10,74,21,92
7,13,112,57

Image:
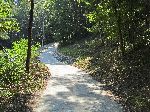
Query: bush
0,39,40,97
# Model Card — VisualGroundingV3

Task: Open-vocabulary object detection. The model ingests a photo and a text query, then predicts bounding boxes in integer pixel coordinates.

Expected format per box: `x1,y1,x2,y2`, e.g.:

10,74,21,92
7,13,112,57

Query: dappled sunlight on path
34,43,123,112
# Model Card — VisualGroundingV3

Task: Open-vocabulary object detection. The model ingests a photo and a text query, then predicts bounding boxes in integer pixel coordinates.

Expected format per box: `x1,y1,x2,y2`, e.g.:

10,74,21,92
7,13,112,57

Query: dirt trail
34,43,123,112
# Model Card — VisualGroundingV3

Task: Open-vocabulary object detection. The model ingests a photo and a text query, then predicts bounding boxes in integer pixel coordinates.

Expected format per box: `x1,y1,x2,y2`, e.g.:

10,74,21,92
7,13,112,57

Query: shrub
0,39,40,97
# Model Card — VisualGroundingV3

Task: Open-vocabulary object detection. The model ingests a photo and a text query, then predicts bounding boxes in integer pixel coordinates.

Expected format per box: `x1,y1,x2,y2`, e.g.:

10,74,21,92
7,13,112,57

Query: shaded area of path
34,43,123,112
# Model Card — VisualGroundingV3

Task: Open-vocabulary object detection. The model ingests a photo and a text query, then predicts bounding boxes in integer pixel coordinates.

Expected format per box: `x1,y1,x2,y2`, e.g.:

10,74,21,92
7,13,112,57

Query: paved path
34,44,123,112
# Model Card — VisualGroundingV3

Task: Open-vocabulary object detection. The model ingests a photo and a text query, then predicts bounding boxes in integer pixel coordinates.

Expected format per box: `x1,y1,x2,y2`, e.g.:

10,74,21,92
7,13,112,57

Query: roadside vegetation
0,1,50,111
0,39,50,111
1,0,149,111
59,37,150,112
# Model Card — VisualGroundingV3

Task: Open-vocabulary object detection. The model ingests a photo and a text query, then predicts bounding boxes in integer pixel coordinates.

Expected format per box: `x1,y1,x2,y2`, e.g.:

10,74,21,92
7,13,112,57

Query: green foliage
82,0,150,55
0,0,19,39
1,0,149,111
0,39,40,97
13,0,29,40
46,0,89,45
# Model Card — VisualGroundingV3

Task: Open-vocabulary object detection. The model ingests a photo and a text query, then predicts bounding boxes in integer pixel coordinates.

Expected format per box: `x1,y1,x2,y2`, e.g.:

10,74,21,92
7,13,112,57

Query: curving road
34,43,123,112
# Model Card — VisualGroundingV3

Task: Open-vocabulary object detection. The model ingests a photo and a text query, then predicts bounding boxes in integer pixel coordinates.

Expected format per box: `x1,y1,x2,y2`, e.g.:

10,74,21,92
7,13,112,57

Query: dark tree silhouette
26,0,34,73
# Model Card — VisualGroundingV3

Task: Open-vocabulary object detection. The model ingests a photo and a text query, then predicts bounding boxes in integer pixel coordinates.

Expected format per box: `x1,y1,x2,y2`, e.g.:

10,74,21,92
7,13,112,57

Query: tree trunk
26,0,34,73
145,0,149,30
114,0,125,56
117,14,125,56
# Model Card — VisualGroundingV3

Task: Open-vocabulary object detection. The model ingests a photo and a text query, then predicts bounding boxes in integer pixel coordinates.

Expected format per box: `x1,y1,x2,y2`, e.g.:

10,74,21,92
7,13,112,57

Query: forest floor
33,43,123,112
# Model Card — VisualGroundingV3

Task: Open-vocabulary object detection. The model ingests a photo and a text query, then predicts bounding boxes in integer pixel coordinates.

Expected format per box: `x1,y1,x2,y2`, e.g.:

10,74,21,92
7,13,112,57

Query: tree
113,0,125,56
82,0,149,56
14,0,29,39
26,0,34,73
0,0,19,39
48,0,88,45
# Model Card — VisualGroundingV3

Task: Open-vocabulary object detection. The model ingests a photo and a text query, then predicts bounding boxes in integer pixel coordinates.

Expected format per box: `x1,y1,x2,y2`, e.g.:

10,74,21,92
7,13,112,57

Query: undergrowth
58,37,150,112
0,39,51,111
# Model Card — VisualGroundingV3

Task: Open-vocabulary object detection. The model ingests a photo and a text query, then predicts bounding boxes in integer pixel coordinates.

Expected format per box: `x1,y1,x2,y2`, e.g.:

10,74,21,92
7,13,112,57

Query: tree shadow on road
37,75,123,112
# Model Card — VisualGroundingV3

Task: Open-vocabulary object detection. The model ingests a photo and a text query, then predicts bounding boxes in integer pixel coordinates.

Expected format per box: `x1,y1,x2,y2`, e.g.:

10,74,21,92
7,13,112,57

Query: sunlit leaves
0,39,41,97
0,1,19,39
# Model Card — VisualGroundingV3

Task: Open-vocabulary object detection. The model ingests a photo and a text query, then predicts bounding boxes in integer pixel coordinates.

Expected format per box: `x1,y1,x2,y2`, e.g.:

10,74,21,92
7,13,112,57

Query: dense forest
0,0,150,111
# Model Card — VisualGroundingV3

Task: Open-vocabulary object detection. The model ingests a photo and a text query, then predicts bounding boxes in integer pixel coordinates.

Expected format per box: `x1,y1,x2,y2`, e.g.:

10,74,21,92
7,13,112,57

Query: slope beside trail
34,43,123,112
